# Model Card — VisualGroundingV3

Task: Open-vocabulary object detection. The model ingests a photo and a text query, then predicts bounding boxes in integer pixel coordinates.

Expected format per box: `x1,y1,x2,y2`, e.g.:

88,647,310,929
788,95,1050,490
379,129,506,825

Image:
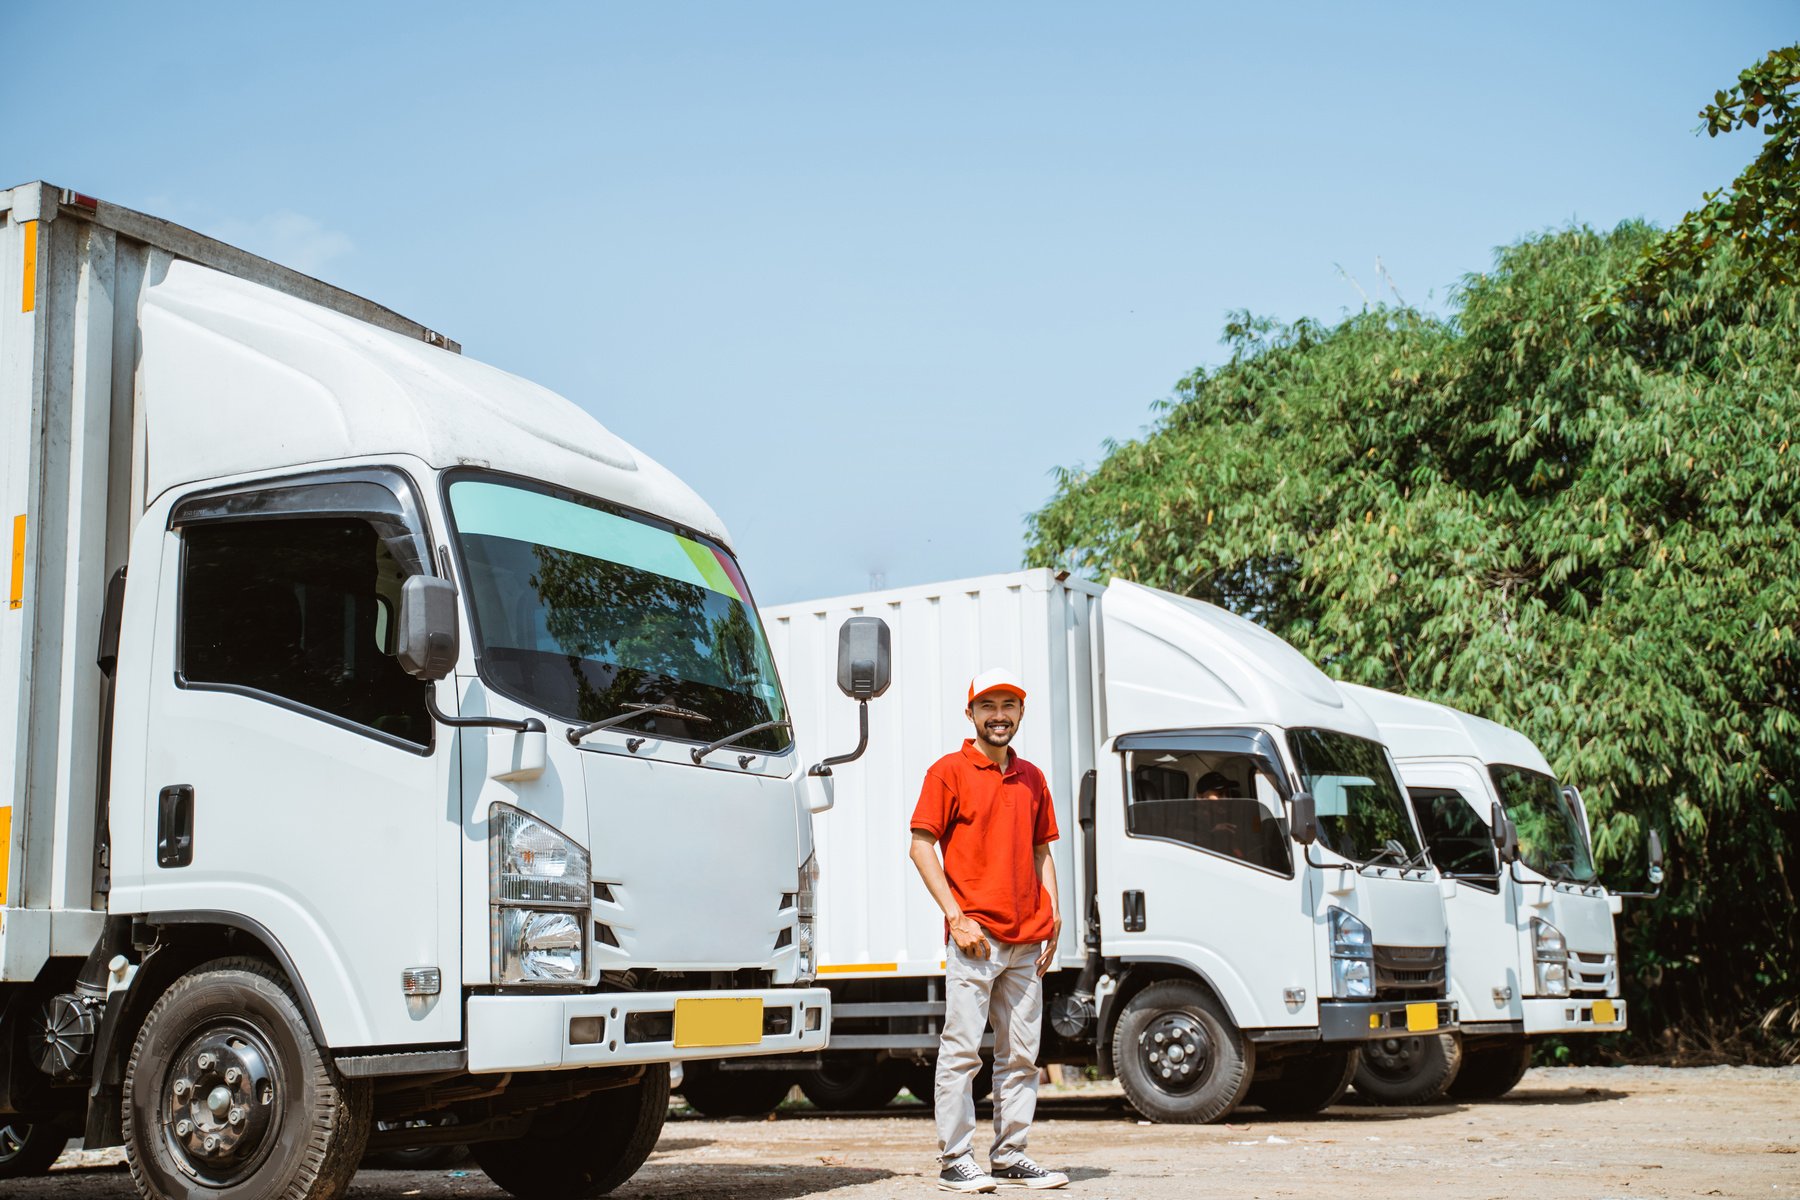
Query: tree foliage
1592,43,1800,313
1026,222,1800,1060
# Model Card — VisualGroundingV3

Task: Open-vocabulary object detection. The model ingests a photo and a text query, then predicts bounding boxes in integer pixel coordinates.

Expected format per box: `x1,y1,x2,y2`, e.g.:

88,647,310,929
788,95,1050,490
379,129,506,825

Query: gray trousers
935,936,1043,1166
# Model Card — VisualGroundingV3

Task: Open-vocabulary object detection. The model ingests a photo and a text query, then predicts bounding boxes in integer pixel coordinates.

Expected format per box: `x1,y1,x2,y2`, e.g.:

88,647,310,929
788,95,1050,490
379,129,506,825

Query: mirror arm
809,701,870,777
424,684,544,734
1608,885,1662,900
1302,844,1333,870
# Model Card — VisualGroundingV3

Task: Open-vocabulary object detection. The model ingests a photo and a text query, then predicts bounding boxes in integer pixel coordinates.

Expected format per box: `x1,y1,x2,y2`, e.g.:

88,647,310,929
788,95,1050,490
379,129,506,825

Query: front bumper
1521,995,1626,1036
1318,999,1458,1042
466,987,831,1074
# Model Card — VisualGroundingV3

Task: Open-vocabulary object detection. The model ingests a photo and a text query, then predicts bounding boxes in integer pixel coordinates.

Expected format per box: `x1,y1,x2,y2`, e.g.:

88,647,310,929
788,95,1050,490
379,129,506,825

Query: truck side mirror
1490,801,1509,854
1290,792,1318,846
397,576,459,680
835,616,892,701
1647,828,1665,885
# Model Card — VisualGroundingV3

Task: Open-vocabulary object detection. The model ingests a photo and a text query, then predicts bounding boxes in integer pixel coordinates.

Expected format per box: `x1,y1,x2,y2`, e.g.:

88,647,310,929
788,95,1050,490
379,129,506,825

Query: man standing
909,668,1070,1192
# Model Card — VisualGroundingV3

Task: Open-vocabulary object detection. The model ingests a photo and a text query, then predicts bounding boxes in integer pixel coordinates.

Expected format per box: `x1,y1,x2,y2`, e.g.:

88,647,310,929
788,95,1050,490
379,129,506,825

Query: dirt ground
11,1066,1798,1200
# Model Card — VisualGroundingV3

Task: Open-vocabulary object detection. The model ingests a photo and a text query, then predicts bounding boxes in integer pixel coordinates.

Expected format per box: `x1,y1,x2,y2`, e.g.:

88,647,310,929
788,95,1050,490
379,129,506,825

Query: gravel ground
12,1066,1798,1200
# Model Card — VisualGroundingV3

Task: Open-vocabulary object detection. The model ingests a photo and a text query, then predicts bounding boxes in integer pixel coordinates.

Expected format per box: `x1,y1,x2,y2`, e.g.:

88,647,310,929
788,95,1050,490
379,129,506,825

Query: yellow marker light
1369,1013,1382,1029
20,220,37,313
8,515,24,610
818,962,899,975
0,805,11,905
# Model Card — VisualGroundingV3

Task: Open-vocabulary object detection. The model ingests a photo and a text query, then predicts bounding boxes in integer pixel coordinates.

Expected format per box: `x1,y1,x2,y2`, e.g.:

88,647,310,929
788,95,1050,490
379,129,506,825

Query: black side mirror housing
1490,801,1510,856
397,576,459,680
1647,828,1665,885
836,616,892,701
1290,792,1318,846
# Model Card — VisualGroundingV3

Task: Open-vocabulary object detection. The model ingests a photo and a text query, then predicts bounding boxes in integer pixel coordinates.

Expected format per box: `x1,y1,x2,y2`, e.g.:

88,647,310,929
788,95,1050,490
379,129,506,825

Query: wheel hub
1364,1035,1425,1079
163,1026,279,1181
1139,1012,1210,1095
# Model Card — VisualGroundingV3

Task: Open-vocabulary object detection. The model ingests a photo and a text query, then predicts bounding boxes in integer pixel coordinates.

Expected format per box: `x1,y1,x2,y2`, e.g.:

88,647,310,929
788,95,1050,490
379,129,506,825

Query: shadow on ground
615,1163,896,1198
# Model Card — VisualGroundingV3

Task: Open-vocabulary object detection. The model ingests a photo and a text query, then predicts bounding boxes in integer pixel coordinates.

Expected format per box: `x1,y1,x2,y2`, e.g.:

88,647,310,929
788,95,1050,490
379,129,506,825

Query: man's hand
1035,914,1061,976
949,915,992,960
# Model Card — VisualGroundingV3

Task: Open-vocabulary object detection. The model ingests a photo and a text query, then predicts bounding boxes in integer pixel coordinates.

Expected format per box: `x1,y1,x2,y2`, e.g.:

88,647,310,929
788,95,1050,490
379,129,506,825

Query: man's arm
910,829,991,959
1033,842,1062,976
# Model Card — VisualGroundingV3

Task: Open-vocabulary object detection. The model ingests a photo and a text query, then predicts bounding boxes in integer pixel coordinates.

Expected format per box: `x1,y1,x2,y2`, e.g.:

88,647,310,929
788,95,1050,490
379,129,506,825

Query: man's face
967,691,1024,749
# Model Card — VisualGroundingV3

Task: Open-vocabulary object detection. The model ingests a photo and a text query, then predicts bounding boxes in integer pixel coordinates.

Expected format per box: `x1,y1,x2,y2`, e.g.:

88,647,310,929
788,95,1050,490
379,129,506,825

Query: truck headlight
1532,917,1569,997
1328,907,1375,999
490,804,590,985
796,850,819,983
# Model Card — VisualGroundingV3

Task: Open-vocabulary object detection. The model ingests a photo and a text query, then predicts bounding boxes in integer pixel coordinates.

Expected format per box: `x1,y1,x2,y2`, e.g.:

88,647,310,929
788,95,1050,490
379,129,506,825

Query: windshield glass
1287,729,1422,864
1490,764,1595,882
447,475,791,753
1407,787,1499,888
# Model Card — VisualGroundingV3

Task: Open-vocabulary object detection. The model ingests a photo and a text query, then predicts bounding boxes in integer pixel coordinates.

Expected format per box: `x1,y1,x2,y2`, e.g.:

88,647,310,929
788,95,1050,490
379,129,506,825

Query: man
909,668,1070,1193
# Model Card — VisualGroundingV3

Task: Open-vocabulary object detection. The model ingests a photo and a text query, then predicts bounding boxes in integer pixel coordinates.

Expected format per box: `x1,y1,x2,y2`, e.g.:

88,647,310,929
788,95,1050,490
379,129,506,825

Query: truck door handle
1122,889,1146,932
157,785,195,868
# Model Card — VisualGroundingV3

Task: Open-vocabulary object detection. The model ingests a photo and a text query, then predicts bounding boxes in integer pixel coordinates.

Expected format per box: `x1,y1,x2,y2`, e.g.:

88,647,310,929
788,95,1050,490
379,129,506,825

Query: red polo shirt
910,740,1059,945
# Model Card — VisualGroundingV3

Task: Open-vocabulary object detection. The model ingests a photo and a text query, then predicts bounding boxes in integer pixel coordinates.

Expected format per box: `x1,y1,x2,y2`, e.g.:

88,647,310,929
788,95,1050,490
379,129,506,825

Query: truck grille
1571,951,1616,995
1372,944,1447,999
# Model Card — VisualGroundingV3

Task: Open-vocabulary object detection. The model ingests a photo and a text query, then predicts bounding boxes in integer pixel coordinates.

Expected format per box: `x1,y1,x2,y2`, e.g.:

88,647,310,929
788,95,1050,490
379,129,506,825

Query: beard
976,720,1016,748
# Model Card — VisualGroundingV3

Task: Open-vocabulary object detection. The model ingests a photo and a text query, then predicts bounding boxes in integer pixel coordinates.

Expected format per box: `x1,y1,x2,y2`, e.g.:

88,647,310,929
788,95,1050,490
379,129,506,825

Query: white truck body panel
3,183,826,1073
1344,683,1626,1037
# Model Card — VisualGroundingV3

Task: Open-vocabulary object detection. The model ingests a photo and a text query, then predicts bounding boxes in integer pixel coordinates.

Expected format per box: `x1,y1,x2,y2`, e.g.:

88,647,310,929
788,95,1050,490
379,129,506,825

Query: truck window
180,517,429,747
1489,764,1596,883
1124,750,1292,876
1405,787,1499,889
1286,729,1422,866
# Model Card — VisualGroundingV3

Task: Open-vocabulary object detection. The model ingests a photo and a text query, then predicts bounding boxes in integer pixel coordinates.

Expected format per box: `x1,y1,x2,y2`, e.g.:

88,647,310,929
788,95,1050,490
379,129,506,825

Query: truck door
139,470,457,1047
1100,730,1311,1030
1400,763,1515,1023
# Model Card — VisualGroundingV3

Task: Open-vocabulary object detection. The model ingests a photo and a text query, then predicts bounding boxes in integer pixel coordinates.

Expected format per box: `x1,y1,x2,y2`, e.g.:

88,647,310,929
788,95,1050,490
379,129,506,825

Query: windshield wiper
566,703,711,745
691,719,792,765
1359,839,1413,871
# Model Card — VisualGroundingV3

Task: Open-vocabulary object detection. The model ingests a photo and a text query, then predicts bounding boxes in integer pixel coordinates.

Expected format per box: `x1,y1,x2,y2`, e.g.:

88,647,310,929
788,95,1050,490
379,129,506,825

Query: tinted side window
1125,750,1292,875
1406,787,1499,889
181,517,428,747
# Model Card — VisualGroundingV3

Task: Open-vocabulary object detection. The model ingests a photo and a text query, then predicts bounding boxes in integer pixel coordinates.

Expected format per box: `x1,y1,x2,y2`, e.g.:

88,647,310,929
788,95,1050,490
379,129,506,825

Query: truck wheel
1447,1036,1533,1100
472,1065,668,1199
122,956,371,1200
677,1061,795,1117
1245,1048,1359,1115
1353,1032,1462,1105
1111,980,1253,1124
798,1057,903,1110
0,1121,72,1178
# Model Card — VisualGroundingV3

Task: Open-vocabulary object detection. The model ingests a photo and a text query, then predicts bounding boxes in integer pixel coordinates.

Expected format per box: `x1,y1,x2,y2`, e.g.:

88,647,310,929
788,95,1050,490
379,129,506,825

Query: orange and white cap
967,667,1027,704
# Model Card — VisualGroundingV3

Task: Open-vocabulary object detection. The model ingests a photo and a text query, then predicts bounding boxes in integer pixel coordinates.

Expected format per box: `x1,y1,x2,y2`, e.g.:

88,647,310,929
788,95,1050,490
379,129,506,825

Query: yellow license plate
1592,999,1617,1023
673,998,763,1048
1405,1002,1439,1032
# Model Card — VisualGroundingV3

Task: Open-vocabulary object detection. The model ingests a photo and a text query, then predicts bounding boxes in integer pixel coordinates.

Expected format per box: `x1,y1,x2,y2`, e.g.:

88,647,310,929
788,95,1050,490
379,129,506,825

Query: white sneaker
990,1157,1069,1189
938,1157,998,1192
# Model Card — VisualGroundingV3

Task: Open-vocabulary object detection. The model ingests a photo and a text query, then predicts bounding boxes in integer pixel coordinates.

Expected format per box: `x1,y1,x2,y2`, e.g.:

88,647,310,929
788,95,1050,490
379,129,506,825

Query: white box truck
1343,684,1661,1102
743,569,1457,1124
0,181,831,1197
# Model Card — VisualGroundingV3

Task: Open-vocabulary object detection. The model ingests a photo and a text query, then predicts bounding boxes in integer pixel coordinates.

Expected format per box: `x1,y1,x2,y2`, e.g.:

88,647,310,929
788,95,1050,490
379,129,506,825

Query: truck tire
1353,1032,1462,1105
1245,1047,1359,1115
0,1121,72,1178
676,1061,795,1117
1447,1036,1533,1100
472,1065,668,1198
798,1057,903,1110
122,956,371,1200
1112,980,1254,1124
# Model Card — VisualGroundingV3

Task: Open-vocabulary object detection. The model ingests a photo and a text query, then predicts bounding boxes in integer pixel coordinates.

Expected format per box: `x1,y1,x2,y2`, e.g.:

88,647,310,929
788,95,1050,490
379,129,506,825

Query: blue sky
7,3,1790,604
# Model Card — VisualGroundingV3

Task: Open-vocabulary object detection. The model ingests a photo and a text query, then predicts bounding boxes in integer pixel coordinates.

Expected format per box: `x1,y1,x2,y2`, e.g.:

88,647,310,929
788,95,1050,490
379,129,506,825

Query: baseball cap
967,667,1027,704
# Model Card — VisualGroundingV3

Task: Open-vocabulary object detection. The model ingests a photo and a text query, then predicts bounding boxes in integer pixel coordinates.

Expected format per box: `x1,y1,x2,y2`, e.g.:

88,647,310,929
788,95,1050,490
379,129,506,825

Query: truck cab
1,183,827,1199
1343,684,1658,1101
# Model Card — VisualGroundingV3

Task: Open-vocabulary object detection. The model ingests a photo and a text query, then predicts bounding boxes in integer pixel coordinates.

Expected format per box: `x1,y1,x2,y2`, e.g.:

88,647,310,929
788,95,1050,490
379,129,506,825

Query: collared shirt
910,739,1059,945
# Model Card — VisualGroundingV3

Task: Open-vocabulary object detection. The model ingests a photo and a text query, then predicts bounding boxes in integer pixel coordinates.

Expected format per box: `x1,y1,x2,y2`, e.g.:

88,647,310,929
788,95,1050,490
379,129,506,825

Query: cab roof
1340,682,1553,776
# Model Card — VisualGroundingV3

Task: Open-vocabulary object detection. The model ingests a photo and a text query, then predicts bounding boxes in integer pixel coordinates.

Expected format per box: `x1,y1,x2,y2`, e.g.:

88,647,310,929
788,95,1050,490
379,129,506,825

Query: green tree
1027,223,1800,1061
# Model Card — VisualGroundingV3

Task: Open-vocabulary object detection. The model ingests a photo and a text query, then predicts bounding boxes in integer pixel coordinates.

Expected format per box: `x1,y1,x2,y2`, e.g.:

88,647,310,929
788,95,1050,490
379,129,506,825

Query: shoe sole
936,1183,996,1194
993,1179,1069,1189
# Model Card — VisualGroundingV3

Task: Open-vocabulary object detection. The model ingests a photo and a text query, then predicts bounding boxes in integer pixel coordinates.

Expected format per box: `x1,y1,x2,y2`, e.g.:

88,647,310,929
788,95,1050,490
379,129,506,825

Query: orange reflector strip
817,962,899,975
8,515,24,609
0,806,11,905
20,220,37,313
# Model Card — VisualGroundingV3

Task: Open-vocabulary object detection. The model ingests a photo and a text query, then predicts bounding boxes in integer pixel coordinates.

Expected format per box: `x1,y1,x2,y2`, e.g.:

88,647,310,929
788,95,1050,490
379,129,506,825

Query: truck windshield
1489,764,1595,883
446,475,791,754
1286,729,1422,864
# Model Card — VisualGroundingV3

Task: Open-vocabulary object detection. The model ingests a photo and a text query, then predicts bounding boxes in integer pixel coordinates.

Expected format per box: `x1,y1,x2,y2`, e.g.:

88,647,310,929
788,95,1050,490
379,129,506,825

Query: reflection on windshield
1287,729,1422,864
1407,787,1499,887
448,476,791,753
1490,765,1595,882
